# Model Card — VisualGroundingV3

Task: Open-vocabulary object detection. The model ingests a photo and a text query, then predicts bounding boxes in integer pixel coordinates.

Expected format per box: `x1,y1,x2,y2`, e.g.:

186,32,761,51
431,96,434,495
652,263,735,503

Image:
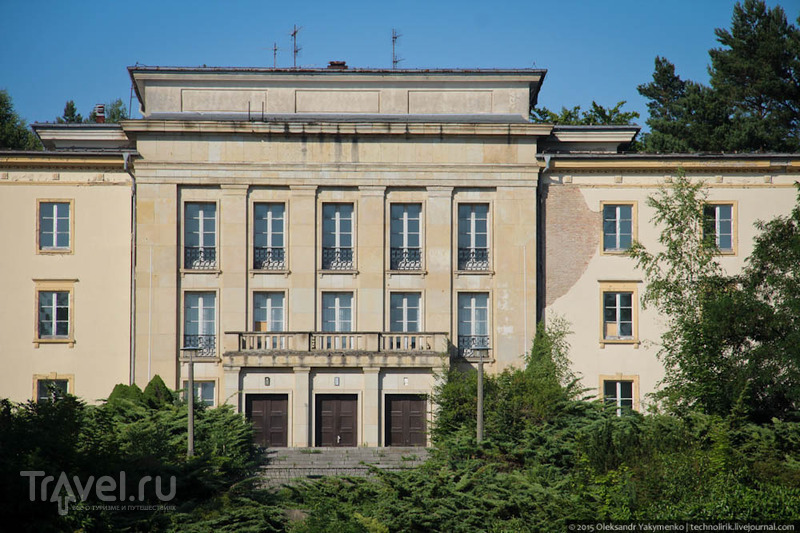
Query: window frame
388,291,423,333
32,373,74,403
36,199,75,254
319,202,357,272
252,290,287,332
599,374,640,414
182,290,218,357
599,282,640,346
182,200,220,272
456,291,491,358
388,202,424,272
252,201,288,272
33,280,76,346
600,201,637,255
703,201,738,255
320,291,355,333
182,379,217,407
455,201,492,273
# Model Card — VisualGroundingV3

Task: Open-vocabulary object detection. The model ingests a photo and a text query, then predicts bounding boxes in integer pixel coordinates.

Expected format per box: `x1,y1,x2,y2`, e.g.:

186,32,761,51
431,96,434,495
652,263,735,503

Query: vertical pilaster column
357,186,386,331
425,187,454,336
362,367,381,446
220,184,249,353
222,366,241,410
293,367,311,447
289,186,317,331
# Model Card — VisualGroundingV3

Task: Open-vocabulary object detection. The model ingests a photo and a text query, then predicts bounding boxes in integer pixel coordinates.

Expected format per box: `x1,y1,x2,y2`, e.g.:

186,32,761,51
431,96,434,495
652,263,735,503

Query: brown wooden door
386,394,427,447
246,394,288,447
315,394,358,447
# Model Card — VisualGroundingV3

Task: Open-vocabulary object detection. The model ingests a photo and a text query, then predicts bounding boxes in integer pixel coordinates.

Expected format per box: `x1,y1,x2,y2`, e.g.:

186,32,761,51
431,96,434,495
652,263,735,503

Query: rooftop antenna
272,42,279,68
290,25,302,68
392,29,404,69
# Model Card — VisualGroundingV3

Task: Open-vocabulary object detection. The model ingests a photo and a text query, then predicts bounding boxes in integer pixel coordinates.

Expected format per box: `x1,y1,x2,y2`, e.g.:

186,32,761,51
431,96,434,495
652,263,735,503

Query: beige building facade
0,126,134,404
2,64,799,447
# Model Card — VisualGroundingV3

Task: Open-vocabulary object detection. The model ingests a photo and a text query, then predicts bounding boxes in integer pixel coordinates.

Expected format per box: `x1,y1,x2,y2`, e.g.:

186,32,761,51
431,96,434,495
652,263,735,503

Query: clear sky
1,0,796,127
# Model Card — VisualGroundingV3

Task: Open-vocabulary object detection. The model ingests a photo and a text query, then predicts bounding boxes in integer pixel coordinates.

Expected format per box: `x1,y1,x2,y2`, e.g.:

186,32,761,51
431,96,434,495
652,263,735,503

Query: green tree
638,0,800,153
630,173,800,421
0,90,42,150
56,100,82,124
531,100,639,126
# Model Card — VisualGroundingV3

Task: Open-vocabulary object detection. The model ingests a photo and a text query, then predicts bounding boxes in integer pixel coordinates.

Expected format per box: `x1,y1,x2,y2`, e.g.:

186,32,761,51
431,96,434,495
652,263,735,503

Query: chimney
94,104,105,123
327,61,348,70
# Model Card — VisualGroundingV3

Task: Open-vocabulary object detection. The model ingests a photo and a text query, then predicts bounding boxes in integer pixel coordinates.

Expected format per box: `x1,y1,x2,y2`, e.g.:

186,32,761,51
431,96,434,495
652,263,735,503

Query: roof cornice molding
546,157,800,173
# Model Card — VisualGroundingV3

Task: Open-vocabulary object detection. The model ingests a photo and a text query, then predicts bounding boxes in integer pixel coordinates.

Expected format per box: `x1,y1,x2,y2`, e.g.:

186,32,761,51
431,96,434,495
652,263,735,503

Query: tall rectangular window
390,204,422,270
458,204,489,270
184,292,216,356
254,292,285,332
604,380,634,416
704,204,734,252
322,292,353,332
458,292,489,357
603,204,633,251
38,291,70,339
603,292,633,340
322,203,354,270
39,201,71,251
390,292,421,333
184,203,217,270
253,203,285,270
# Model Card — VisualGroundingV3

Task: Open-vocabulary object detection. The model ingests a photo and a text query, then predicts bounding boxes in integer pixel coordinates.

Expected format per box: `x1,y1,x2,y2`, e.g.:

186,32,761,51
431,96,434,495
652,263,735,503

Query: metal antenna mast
392,29,403,69
291,25,302,68
272,42,279,68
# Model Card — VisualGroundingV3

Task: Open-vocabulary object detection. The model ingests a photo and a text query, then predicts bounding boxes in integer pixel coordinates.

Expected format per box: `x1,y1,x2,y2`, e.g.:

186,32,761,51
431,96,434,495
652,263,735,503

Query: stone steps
260,447,429,487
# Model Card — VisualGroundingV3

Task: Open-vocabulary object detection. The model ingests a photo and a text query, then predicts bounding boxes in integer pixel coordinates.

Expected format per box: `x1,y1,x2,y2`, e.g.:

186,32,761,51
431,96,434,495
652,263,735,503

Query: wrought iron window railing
184,247,217,270
390,247,422,270
321,247,354,270
457,247,490,271
182,334,217,357
458,334,490,358
253,246,286,270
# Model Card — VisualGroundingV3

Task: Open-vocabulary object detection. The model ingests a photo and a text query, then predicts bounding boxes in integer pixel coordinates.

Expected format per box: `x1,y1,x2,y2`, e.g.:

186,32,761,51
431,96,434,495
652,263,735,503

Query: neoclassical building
2,63,797,448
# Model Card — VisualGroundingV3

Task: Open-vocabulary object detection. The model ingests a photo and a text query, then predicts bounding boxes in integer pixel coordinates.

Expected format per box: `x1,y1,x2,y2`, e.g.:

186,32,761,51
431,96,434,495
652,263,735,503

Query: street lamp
473,347,489,443
180,346,201,458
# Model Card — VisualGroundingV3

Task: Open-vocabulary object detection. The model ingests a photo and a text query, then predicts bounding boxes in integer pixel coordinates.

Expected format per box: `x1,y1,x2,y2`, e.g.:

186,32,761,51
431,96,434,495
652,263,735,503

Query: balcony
224,331,449,369
390,247,422,271
182,334,217,358
457,247,489,271
321,247,354,270
457,335,491,360
184,247,217,270
253,246,286,270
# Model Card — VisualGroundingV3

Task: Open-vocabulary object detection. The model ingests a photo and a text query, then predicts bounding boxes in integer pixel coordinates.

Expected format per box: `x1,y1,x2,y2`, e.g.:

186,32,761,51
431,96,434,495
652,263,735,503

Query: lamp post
473,347,489,443
180,346,200,458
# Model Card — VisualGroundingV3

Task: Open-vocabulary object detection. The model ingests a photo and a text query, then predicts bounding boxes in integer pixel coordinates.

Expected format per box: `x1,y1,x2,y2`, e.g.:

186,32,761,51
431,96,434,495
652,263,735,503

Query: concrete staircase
260,447,429,487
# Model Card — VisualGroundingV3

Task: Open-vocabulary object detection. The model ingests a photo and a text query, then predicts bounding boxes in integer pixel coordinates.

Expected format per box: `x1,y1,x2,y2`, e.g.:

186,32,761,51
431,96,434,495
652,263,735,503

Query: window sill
387,270,427,278
250,269,291,278
600,339,640,348
600,249,631,256
454,270,494,277
34,338,75,348
714,250,737,256
38,248,73,255
318,270,359,278
181,268,222,277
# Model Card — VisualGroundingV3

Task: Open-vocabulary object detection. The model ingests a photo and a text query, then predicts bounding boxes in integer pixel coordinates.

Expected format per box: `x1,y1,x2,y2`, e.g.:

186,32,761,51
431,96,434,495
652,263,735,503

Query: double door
316,394,358,447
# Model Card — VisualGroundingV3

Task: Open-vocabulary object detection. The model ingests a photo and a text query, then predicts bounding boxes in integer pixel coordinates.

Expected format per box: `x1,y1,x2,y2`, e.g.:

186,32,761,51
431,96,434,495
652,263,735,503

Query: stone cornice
547,157,800,174
123,120,552,137
0,153,127,171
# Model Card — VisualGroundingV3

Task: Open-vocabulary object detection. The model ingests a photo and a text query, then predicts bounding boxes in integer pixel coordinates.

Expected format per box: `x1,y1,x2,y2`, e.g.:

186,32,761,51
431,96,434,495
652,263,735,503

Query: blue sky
1,0,795,127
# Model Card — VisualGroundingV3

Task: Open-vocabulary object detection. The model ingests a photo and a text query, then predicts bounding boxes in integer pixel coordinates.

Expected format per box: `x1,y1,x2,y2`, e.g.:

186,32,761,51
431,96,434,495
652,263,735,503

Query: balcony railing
231,331,448,354
458,334,490,359
184,247,217,270
321,247,354,270
182,334,217,357
253,246,286,270
390,247,422,270
457,247,489,271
